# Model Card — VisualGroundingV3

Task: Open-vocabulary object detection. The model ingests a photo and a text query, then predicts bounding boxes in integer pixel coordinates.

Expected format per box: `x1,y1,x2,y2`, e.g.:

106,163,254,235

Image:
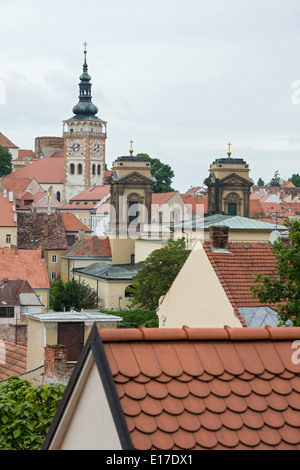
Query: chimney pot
210,225,229,250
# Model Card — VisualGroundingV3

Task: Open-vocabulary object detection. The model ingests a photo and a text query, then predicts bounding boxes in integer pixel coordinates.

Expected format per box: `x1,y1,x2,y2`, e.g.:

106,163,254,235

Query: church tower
63,44,107,201
107,144,156,265
204,144,253,217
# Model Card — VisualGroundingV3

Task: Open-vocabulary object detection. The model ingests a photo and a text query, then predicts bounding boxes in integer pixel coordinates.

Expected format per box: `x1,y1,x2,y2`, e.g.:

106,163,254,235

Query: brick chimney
43,344,68,385
210,226,229,250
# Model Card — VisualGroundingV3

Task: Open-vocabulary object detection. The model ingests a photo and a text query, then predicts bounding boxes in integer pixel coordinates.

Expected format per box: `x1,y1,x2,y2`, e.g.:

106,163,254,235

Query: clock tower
63,44,107,201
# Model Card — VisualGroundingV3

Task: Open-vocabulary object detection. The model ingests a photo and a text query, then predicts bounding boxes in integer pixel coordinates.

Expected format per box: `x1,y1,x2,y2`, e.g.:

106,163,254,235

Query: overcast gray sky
1,0,300,191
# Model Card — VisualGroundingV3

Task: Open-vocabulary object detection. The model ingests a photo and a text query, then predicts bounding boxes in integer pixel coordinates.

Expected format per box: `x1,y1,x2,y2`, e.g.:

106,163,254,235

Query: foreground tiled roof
100,326,300,450
0,249,49,289
0,341,27,381
203,242,279,323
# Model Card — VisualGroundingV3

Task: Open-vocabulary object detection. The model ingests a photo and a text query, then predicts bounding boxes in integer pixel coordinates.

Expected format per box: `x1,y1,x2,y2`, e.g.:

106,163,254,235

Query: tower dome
70,46,100,120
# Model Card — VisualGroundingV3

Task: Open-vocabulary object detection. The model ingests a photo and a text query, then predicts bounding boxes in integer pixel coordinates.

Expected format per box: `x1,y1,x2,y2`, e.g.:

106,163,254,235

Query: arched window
56,191,61,202
78,164,82,175
70,164,75,175
92,164,96,175
97,165,101,175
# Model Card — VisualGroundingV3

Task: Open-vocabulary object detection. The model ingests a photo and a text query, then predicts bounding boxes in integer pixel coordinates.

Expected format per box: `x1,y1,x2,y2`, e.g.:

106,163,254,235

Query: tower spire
71,43,99,119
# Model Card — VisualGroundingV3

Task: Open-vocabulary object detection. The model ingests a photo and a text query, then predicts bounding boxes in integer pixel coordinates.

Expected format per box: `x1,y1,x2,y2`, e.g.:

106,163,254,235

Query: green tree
288,173,300,187
136,153,175,193
257,177,265,186
268,170,282,187
0,376,65,450
50,279,99,311
127,238,190,310
0,145,13,176
251,219,300,325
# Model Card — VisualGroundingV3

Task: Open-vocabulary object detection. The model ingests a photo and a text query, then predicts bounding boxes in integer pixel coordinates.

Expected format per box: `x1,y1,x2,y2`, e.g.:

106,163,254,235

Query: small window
0,307,14,318
6,234,11,243
97,165,101,175
78,164,82,175
92,164,96,175
51,255,57,263
51,272,57,280
70,164,75,175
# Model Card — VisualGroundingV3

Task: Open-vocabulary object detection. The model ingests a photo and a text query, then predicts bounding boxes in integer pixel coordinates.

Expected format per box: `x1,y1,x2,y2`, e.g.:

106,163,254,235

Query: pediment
220,173,253,187
112,171,155,186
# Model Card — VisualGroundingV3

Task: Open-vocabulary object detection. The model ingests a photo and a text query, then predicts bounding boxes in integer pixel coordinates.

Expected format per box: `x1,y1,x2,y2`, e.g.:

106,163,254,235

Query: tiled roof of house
17,212,68,250
2,176,39,194
6,157,64,184
181,195,207,215
0,249,49,289
0,132,18,149
62,235,111,258
0,341,27,381
0,279,35,305
0,193,16,227
60,186,110,210
100,325,300,450
17,150,37,161
203,242,278,324
60,212,92,233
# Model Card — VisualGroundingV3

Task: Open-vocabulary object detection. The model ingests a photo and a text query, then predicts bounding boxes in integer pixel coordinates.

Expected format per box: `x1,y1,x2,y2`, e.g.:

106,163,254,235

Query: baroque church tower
63,45,107,201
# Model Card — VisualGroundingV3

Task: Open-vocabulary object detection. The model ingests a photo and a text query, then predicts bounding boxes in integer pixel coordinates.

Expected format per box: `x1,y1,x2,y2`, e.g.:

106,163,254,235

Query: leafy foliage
251,219,300,325
257,177,265,186
0,376,65,450
268,170,282,187
101,309,158,328
50,279,99,311
136,153,175,193
288,173,300,187
0,145,13,177
127,238,190,310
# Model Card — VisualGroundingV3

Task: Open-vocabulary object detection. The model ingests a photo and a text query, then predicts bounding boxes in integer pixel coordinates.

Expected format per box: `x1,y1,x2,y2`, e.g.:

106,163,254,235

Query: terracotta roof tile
0,341,27,380
7,157,64,184
100,325,300,450
0,248,49,289
0,132,18,149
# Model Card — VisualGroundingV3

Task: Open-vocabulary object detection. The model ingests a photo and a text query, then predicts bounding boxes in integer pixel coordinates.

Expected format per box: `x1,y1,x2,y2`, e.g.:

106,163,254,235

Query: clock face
91,139,103,157
69,139,82,156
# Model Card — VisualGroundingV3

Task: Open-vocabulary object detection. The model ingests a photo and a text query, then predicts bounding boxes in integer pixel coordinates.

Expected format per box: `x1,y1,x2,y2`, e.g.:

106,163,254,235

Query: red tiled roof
100,325,300,450
0,341,27,381
0,249,49,289
181,196,207,214
0,193,16,227
63,235,111,258
3,177,37,194
6,158,64,184
0,132,18,149
203,242,278,325
0,279,35,305
60,186,110,210
60,213,92,232
17,150,36,161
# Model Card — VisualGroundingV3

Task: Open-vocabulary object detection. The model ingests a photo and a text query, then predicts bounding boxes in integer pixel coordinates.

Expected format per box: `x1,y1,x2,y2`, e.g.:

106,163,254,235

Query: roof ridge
99,325,300,342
